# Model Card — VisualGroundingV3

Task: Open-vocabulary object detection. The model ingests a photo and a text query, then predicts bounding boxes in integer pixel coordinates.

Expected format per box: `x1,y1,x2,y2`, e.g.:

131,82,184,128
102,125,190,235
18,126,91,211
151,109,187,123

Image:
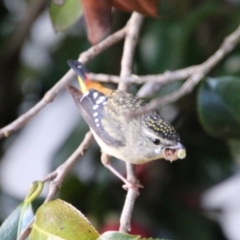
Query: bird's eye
152,139,161,145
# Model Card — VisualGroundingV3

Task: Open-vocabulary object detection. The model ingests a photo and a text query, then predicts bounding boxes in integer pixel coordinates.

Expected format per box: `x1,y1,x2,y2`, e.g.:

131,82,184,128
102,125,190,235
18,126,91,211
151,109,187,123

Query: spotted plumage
67,86,126,148
141,111,180,142
67,60,186,167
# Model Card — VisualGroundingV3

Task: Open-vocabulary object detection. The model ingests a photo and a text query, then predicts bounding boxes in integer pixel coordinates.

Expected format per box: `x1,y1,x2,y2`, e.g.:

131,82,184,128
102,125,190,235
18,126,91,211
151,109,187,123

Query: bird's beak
163,142,186,161
170,142,186,159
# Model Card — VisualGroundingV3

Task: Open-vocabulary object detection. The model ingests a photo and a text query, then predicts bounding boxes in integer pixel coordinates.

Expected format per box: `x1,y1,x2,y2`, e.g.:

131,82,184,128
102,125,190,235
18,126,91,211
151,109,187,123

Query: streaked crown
141,111,180,142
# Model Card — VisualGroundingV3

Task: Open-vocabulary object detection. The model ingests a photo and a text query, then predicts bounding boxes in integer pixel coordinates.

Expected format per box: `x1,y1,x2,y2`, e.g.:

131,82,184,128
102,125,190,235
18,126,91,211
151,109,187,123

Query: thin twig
118,12,144,234
0,27,127,139
118,13,144,90
88,65,198,85
17,131,93,240
131,23,240,116
18,225,32,240
43,131,93,202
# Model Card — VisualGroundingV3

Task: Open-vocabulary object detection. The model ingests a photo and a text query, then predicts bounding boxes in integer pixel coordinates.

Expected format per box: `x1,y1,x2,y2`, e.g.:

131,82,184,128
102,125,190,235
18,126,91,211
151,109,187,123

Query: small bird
67,60,186,188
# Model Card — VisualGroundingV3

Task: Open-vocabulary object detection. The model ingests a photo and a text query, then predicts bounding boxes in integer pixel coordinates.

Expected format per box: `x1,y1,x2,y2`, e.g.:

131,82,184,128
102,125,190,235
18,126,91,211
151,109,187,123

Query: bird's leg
101,153,143,191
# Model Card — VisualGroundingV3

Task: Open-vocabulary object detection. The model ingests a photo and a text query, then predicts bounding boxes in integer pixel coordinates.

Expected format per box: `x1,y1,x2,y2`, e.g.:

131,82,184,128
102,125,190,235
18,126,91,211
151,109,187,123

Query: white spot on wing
93,105,99,110
96,96,106,105
93,92,98,99
95,118,99,123
93,112,98,117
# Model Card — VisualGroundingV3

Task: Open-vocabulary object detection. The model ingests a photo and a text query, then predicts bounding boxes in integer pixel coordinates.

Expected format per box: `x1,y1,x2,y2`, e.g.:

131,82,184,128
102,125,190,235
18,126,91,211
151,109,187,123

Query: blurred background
1,0,240,239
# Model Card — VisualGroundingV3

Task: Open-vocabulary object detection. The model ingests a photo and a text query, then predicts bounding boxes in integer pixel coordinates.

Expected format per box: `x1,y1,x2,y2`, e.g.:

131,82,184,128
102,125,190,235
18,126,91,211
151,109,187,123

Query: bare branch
43,131,93,202
0,27,127,139
79,26,127,63
18,224,32,240
131,23,240,116
118,12,144,91
118,12,144,234
88,65,198,85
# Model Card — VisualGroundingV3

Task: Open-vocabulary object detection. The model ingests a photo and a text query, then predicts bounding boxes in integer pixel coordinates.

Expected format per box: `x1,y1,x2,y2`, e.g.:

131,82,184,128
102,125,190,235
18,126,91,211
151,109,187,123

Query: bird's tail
67,60,112,96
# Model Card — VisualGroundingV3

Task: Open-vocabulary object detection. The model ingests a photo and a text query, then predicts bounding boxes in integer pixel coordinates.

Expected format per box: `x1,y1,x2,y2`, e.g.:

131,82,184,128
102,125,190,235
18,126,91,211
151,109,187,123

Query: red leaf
112,0,158,17
82,0,112,44
82,0,159,44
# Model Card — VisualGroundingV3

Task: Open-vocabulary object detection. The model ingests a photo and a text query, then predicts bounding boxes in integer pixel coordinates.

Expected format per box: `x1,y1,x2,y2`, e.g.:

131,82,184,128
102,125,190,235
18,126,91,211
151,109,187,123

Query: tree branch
131,23,240,116
0,26,127,139
43,131,93,202
88,64,198,85
118,12,144,234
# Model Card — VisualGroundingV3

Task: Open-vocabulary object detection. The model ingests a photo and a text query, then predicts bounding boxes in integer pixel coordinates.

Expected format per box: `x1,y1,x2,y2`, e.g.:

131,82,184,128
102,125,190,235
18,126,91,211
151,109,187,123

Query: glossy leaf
0,204,35,240
0,181,43,240
0,210,18,240
17,181,44,236
29,199,99,240
198,77,240,139
49,0,82,32
98,231,165,240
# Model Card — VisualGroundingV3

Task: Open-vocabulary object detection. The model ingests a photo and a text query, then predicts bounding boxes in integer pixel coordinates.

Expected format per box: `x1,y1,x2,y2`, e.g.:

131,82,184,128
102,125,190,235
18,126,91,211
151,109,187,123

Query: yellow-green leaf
49,0,82,32
29,199,99,240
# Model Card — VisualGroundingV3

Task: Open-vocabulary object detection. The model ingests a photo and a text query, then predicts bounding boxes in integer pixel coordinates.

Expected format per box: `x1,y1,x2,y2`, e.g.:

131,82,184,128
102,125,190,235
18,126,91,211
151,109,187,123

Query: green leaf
24,181,44,203
0,208,19,240
0,202,34,240
98,231,166,240
49,0,82,32
29,199,99,240
0,181,43,240
197,76,240,139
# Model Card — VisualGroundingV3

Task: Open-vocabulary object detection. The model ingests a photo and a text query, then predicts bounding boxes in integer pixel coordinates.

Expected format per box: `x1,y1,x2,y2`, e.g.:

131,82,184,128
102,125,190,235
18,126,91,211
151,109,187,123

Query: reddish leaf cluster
82,0,159,44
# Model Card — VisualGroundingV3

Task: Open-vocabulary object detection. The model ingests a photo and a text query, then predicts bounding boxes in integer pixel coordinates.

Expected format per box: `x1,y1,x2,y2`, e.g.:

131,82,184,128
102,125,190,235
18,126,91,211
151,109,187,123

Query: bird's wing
67,85,125,148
